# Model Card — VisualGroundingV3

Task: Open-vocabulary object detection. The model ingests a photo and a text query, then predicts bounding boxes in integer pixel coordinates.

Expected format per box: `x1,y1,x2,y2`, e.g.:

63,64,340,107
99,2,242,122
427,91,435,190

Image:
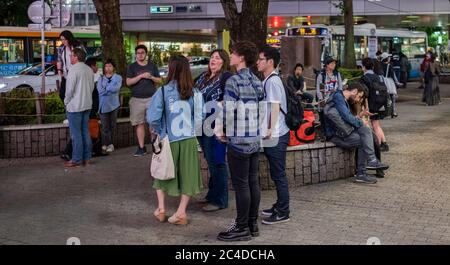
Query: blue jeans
198,135,228,209
263,132,290,216
67,110,92,164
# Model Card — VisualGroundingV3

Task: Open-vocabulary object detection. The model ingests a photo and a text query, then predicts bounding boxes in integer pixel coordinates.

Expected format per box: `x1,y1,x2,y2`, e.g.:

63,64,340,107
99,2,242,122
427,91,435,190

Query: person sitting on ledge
323,81,389,184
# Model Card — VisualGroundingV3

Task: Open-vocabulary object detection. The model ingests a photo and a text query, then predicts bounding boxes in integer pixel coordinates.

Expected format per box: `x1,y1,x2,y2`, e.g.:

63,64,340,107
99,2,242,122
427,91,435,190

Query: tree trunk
343,0,357,69
93,0,126,81
220,0,269,51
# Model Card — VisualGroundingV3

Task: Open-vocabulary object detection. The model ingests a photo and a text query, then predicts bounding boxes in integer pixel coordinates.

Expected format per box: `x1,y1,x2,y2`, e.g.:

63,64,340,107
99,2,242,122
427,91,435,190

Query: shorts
129,97,152,126
370,111,385,121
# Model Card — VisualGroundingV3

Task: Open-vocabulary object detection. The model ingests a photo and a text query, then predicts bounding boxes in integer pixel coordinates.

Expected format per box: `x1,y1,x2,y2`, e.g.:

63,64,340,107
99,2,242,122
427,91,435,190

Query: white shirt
262,71,290,138
63,46,72,78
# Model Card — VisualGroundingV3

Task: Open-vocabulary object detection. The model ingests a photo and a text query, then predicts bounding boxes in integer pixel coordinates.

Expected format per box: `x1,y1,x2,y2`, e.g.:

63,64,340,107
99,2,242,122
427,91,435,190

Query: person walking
361,58,390,152
194,49,232,212
126,45,162,156
423,52,441,106
98,59,122,154
147,55,203,225
64,48,95,167
215,41,265,242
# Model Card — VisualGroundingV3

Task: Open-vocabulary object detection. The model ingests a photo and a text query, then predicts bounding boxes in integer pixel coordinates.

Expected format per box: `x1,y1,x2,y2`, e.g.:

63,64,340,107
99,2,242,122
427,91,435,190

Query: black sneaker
380,142,389,152
261,207,275,217
262,212,290,225
217,220,251,242
367,159,389,170
133,146,147,157
248,218,259,237
60,153,70,161
354,174,378,184
375,169,385,178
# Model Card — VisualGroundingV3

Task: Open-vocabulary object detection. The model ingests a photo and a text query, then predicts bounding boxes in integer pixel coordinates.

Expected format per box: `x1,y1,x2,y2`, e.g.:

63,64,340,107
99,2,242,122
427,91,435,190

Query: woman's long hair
205,49,230,82
59,30,81,48
166,55,194,100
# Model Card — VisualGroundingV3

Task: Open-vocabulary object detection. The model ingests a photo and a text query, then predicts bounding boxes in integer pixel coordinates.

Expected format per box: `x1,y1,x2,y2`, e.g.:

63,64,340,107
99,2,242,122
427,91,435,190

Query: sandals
168,214,188,225
153,208,166,222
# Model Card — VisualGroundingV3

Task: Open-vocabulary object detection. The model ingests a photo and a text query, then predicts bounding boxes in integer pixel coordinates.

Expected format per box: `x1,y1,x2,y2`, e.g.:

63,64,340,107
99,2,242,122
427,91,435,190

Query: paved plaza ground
1,82,450,245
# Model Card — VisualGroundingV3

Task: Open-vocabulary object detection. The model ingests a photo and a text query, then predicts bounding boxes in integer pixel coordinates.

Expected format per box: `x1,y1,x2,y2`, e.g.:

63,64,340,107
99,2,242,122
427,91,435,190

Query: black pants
263,132,290,216
99,109,118,146
59,77,66,102
227,148,260,229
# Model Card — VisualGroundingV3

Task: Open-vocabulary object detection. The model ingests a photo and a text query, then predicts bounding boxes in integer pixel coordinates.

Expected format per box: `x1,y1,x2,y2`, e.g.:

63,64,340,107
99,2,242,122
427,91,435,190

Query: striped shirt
222,68,265,154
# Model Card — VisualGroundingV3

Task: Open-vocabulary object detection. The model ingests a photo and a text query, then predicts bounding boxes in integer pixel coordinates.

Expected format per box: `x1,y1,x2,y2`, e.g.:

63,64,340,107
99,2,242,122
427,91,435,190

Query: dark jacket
324,90,363,138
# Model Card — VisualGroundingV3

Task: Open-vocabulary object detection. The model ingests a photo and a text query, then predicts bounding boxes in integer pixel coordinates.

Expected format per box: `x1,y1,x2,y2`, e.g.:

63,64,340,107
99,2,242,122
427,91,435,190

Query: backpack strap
264,73,288,115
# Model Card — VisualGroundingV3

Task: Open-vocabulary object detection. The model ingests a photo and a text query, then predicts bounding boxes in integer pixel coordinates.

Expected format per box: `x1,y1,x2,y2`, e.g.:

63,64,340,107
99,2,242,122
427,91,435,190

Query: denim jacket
147,80,203,143
323,90,363,138
97,74,122,114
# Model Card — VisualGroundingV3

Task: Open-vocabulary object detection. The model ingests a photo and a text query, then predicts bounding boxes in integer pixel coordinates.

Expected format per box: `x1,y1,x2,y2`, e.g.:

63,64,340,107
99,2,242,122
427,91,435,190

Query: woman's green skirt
153,137,203,197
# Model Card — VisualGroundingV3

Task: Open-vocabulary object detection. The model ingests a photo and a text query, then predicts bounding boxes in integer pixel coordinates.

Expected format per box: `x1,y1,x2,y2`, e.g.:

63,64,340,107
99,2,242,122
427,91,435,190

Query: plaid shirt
222,68,265,154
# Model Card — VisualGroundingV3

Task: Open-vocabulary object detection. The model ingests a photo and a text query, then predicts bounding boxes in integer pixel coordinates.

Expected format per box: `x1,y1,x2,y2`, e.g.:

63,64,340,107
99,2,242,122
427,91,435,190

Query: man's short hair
347,81,368,98
85,57,97,67
230,41,257,67
72,47,86,62
361,57,374,70
135,44,148,54
260,46,280,67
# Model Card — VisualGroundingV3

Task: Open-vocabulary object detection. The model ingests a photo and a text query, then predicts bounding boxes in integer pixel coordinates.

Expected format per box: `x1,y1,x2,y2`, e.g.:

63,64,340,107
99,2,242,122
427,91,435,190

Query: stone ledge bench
199,142,355,191
1,120,355,189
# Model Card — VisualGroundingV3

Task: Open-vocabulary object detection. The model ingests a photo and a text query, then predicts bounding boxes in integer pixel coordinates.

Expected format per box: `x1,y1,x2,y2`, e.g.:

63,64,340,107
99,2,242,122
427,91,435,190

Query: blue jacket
324,90,363,138
97,74,122,114
147,80,203,143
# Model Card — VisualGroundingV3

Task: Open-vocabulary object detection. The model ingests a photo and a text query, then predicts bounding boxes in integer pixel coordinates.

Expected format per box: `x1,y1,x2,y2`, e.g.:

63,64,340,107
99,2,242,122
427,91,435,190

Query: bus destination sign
288,27,328,37
150,5,174,14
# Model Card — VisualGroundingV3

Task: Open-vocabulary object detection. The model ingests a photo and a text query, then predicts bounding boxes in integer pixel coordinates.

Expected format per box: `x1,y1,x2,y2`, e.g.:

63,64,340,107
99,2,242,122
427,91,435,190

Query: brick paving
1,82,450,245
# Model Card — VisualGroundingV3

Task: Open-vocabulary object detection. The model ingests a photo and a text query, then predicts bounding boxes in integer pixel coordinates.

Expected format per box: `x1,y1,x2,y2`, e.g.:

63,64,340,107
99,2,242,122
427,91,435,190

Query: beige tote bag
151,134,175,180
150,85,175,180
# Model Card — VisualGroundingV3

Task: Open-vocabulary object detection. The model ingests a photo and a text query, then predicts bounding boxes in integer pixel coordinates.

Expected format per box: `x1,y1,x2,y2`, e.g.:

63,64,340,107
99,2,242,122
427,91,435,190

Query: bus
0,26,101,76
284,23,428,78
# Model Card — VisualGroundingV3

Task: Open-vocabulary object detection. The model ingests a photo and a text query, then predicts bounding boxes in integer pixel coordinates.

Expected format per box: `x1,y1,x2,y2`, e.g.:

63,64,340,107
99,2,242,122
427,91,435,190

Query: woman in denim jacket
147,55,203,225
97,59,122,153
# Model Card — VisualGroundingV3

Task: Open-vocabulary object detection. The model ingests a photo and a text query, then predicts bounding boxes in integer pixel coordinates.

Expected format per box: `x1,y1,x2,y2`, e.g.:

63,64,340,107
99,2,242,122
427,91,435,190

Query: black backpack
265,73,304,131
361,73,389,113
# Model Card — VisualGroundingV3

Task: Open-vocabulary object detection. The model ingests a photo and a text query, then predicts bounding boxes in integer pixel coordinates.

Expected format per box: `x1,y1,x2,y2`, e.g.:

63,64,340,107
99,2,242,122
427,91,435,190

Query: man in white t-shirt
257,46,291,225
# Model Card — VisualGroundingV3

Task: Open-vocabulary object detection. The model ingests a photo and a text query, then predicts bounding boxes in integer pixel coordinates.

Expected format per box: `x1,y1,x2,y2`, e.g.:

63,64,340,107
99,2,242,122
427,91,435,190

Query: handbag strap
161,86,168,134
385,64,389,78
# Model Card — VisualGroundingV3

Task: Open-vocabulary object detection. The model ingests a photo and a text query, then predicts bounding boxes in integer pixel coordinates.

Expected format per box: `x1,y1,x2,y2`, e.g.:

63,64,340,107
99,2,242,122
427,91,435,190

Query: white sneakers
102,144,115,154
106,144,114,153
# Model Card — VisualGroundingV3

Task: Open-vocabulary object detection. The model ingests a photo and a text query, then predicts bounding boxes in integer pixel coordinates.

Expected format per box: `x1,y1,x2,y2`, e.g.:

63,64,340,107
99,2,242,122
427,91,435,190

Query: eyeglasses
60,37,67,41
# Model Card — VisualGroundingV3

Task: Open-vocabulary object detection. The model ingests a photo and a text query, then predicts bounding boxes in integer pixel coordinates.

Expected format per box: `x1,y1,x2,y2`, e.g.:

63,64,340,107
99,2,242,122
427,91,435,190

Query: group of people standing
126,42,294,242
56,29,444,241
58,30,122,167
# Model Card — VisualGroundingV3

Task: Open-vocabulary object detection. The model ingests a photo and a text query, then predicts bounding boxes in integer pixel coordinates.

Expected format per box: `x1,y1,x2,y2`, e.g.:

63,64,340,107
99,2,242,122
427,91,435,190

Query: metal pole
71,0,75,27
85,0,89,26
59,0,62,28
39,0,46,124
